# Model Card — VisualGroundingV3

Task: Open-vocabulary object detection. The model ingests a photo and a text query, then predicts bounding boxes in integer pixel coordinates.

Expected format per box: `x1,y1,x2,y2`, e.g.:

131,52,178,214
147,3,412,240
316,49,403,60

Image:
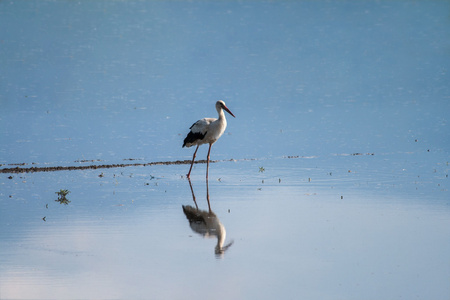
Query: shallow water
1,1,450,299
1,157,449,299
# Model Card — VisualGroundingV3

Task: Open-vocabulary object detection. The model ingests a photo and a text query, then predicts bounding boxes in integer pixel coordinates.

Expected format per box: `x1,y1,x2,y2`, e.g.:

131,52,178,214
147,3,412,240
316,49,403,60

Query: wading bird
182,100,235,179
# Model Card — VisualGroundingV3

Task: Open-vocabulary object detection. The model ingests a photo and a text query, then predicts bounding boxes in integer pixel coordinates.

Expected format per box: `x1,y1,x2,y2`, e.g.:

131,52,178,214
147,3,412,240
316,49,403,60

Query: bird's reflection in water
182,179,233,258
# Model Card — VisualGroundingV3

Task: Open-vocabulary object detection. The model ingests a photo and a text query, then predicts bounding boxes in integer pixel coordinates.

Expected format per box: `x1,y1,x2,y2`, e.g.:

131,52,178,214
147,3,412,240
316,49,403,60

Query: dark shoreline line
0,159,216,174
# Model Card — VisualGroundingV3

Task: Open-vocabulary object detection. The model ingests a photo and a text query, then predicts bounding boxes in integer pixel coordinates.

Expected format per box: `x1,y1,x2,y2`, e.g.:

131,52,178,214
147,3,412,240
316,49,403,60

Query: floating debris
334,153,375,156
74,159,103,163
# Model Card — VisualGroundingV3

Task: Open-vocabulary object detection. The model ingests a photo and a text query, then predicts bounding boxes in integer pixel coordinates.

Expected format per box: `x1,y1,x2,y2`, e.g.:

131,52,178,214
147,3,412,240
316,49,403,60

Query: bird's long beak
223,105,236,118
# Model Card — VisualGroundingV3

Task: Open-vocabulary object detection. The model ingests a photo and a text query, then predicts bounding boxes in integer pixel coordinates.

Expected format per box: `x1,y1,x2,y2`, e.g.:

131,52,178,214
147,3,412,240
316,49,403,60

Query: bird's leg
206,177,211,212
206,143,212,180
187,145,199,179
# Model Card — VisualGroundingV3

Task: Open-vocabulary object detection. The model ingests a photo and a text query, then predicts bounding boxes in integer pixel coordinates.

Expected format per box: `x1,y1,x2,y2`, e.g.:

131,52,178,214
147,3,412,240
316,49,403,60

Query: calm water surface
1,157,449,299
1,1,449,299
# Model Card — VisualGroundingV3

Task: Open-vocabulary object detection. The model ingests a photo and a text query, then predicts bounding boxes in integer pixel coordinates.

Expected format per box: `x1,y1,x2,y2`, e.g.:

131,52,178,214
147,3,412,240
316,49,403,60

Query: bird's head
216,100,235,118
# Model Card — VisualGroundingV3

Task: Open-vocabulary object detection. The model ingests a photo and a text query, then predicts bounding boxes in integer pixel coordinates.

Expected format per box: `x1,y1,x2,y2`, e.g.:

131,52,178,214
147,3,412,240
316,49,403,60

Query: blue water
1,157,449,299
1,1,449,299
1,1,449,165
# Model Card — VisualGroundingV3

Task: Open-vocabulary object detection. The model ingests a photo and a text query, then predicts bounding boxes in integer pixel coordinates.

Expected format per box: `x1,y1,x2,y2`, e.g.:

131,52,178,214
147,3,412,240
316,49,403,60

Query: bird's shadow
182,179,233,258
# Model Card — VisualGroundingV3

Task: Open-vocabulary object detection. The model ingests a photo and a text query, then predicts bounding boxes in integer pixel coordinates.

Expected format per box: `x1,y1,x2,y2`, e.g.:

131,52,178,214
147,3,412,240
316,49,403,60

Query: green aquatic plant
56,189,70,197
259,167,265,173
55,189,71,205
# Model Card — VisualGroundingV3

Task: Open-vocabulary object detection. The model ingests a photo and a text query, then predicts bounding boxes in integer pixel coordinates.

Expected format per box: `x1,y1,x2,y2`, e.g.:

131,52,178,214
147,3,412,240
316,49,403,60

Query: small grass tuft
55,189,71,205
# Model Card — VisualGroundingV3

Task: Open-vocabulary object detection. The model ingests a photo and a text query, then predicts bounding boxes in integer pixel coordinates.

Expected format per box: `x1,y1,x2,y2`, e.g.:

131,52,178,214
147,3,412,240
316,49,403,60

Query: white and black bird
182,100,235,179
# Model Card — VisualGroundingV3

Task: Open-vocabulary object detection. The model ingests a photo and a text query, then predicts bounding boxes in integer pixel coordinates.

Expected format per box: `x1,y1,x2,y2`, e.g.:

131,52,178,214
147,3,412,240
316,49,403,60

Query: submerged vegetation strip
0,159,214,174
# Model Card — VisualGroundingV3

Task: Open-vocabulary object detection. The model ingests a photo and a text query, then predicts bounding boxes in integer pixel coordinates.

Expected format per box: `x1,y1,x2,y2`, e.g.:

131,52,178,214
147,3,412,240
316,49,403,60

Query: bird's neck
218,109,226,121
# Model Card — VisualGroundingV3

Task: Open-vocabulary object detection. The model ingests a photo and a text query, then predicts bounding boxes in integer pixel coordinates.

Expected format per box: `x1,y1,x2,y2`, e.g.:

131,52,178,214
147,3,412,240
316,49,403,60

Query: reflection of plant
55,189,71,205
